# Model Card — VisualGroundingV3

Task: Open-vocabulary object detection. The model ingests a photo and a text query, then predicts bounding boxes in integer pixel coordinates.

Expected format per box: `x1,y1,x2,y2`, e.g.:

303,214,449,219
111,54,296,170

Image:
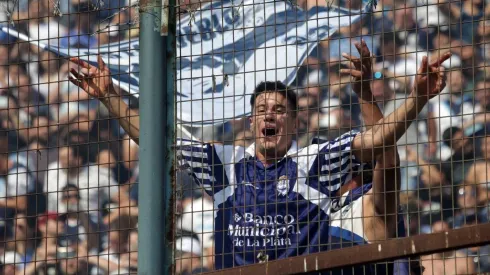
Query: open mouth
262,128,277,137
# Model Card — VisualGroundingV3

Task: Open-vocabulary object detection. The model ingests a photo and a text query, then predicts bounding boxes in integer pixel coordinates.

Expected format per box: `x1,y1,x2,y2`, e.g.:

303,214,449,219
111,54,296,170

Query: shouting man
68,44,450,271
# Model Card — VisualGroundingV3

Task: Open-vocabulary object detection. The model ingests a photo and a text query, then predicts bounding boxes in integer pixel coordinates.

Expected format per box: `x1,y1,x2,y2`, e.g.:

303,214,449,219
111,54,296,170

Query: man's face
250,92,297,157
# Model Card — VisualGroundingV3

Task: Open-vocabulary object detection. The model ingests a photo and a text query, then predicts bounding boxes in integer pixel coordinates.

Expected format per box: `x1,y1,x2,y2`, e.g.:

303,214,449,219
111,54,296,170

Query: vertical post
138,0,176,274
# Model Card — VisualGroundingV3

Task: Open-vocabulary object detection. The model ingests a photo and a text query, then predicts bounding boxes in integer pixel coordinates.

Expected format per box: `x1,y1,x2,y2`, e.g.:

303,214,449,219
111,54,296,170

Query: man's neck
256,151,284,167
255,144,292,167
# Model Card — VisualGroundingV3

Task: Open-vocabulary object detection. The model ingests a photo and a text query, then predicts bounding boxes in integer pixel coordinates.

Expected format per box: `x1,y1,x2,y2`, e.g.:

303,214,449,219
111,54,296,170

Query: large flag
2,0,376,125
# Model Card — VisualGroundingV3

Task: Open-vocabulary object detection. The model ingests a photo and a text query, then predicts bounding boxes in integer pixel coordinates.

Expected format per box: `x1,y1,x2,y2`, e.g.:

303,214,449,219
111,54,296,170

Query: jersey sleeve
311,130,365,195
175,138,230,196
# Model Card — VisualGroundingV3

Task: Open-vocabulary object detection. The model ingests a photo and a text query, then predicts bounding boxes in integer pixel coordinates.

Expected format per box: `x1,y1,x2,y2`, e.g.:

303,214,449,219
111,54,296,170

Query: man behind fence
68,43,450,272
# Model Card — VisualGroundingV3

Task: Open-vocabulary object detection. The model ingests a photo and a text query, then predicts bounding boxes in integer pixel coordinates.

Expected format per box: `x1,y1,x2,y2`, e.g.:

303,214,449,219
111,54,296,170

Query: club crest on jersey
276,175,289,196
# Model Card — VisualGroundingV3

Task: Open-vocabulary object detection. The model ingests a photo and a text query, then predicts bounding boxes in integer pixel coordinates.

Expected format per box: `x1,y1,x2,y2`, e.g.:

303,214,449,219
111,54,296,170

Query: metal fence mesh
0,0,489,274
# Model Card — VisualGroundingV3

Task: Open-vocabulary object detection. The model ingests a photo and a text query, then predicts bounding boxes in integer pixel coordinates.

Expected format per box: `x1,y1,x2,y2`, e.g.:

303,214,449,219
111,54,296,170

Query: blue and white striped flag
2,0,376,125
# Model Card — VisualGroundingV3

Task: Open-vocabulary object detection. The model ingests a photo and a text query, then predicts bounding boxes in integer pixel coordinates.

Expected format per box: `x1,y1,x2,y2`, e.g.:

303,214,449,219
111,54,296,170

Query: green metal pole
138,0,175,274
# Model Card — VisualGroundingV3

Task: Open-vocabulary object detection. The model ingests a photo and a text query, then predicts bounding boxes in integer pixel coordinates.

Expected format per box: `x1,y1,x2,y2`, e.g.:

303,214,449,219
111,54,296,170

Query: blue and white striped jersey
176,131,365,269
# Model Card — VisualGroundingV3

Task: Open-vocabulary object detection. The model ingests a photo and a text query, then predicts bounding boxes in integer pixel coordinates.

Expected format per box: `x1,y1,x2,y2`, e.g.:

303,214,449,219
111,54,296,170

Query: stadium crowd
0,0,490,274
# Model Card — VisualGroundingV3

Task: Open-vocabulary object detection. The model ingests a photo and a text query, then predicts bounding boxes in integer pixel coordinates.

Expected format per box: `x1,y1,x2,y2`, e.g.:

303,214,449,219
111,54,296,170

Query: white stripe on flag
193,172,216,182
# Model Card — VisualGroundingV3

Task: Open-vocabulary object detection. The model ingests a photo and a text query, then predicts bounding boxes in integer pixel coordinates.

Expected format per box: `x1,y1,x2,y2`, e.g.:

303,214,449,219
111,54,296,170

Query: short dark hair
250,81,297,116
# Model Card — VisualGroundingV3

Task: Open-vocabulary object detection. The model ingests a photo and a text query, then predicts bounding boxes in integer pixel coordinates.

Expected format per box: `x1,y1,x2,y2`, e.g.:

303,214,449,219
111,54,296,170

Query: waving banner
2,0,376,125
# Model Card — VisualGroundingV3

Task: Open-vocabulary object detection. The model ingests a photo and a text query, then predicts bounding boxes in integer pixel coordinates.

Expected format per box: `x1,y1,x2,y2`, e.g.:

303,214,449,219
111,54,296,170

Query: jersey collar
245,140,299,160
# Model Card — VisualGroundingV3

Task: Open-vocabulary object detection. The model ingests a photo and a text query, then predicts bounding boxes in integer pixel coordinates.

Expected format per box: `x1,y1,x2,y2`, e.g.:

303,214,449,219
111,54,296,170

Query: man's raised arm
68,56,141,144
351,53,451,163
341,40,399,216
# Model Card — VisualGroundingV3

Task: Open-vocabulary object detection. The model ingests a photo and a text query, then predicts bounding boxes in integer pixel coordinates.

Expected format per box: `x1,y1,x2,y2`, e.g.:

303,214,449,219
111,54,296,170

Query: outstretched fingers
430,52,452,67
97,55,107,71
342,53,359,62
418,56,429,74
342,53,362,70
355,40,371,60
340,69,363,78
68,68,89,90
70,57,91,69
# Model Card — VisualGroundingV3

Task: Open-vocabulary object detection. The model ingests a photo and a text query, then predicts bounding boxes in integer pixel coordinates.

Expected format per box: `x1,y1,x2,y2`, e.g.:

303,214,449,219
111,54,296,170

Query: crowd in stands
0,0,490,274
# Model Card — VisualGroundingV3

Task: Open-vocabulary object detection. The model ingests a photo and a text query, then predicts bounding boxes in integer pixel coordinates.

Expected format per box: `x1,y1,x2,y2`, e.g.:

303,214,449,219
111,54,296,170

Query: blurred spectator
439,127,476,186
29,51,66,104
97,149,131,186
405,147,452,221
474,80,490,115
439,0,484,44
2,251,23,275
60,1,98,48
37,246,101,275
428,70,475,160
451,184,486,227
177,196,214,256
98,215,137,272
18,0,68,46
421,221,475,274
415,0,448,30
0,125,36,218
478,19,490,63
465,135,490,206
44,144,120,214
59,184,100,254
175,233,207,275
119,229,138,272
455,213,490,273
2,213,39,274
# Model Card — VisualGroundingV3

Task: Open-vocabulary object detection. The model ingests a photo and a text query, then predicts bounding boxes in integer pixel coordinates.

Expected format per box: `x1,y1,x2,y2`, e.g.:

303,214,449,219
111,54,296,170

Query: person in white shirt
428,70,475,160
44,144,120,214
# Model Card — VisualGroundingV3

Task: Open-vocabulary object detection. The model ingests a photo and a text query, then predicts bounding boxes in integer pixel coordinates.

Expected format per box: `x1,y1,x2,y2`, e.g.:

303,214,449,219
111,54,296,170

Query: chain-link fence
1,0,490,274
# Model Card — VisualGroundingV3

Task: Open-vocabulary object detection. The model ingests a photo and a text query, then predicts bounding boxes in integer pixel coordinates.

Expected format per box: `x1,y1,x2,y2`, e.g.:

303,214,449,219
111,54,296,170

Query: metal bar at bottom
138,0,176,274
205,223,490,275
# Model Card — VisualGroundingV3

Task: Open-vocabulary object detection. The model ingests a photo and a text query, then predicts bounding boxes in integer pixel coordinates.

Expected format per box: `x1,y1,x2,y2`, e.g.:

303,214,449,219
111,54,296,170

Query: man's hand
340,40,373,98
68,55,116,100
413,53,451,100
